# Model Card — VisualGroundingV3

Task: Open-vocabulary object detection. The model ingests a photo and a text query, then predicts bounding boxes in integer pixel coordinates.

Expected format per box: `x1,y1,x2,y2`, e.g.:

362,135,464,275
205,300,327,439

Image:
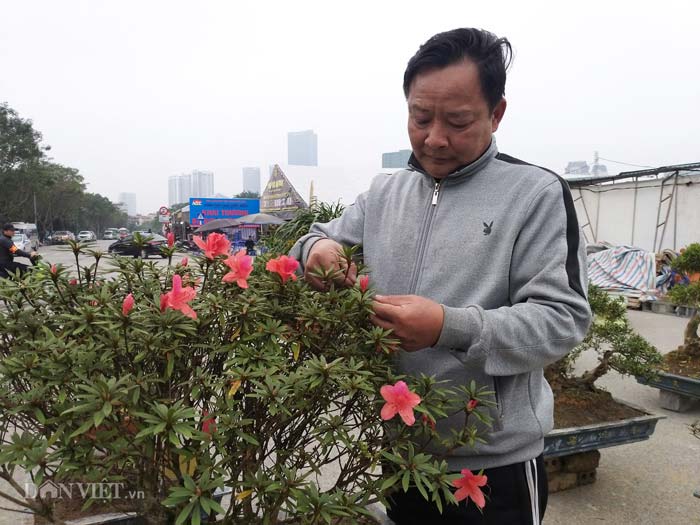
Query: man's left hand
371,295,444,352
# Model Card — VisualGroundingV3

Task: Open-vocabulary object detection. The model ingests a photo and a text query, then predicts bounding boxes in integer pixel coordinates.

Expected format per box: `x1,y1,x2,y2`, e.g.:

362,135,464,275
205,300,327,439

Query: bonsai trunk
683,312,700,348
680,312,700,357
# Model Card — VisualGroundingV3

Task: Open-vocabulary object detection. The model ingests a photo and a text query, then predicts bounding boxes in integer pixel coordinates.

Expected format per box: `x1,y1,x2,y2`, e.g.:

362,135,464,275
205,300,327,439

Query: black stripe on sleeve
496,153,586,299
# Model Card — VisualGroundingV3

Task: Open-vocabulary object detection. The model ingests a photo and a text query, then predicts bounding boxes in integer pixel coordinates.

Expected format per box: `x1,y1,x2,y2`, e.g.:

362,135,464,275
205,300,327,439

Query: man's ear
491,98,507,132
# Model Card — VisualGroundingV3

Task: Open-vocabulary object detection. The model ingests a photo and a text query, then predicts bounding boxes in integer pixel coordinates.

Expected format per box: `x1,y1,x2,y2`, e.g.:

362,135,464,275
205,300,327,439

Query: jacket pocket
397,348,504,438
493,376,504,420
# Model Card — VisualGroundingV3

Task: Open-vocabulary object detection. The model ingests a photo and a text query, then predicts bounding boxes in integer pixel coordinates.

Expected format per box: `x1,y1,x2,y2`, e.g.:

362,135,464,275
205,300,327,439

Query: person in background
245,236,256,256
0,223,38,277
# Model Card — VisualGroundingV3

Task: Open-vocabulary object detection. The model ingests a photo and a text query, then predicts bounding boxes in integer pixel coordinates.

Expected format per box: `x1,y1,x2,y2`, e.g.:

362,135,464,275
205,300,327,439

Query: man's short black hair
2,223,15,231
403,28,512,111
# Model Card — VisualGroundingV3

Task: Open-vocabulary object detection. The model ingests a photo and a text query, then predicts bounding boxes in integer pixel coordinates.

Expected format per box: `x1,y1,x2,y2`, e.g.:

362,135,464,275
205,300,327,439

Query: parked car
52,231,75,244
103,228,119,240
77,231,97,242
11,233,32,253
108,233,168,259
118,228,130,240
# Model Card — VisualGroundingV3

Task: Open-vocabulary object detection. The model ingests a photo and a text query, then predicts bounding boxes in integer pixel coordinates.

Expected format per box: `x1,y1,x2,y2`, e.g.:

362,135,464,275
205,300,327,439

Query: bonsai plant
0,236,495,524
545,284,663,428
664,243,700,378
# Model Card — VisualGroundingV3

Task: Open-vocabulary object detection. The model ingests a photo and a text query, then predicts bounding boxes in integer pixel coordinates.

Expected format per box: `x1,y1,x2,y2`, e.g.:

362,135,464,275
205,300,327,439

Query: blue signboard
189,198,260,226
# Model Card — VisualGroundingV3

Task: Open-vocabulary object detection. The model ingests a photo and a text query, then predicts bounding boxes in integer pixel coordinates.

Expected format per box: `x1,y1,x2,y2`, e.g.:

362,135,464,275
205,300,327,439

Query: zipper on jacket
408,180,442,293
431,181,441,205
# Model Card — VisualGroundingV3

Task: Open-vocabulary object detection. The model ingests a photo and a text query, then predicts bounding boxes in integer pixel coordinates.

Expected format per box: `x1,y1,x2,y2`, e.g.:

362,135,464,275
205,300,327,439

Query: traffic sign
159,206,169,215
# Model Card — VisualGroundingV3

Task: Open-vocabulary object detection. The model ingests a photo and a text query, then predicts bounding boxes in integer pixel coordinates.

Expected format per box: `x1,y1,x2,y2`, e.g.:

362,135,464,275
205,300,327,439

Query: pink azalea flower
69,279,78,286
122,293,134,316
180,256,188,267
265,255,299,284
193,233,231,260
50,264,57,275
453,469,487,508
467,399,479,412
167,232,175,247
359,275,370,292
380,381,421,426
160,274,197,319
222,249,253,289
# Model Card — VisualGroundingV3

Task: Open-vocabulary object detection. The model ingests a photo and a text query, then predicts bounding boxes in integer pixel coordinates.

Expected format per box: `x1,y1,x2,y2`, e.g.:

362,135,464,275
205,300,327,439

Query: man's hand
371,295,444,352
304,238,357,291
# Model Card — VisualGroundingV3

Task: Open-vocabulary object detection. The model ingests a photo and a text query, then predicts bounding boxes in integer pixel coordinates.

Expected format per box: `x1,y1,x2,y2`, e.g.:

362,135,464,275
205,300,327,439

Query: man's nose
424,122,448,149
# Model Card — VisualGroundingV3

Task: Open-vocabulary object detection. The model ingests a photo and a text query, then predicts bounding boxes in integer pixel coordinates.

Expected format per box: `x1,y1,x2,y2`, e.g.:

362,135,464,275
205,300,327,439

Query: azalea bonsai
0,233,495,524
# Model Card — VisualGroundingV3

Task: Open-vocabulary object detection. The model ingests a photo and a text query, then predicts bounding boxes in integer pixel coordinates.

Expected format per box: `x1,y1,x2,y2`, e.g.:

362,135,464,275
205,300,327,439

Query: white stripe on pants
525,458,540,524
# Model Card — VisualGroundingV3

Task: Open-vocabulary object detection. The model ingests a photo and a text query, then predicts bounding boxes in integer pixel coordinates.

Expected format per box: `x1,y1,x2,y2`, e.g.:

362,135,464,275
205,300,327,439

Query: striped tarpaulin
587,246,656,297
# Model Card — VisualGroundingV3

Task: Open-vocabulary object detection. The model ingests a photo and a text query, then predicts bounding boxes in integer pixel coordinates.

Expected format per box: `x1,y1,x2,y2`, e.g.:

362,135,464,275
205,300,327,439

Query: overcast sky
1,0,698,213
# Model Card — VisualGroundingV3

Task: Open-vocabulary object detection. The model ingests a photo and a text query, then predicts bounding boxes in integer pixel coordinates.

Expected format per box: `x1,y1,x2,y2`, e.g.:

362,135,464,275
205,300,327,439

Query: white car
12,233,32,253
77,231,97,242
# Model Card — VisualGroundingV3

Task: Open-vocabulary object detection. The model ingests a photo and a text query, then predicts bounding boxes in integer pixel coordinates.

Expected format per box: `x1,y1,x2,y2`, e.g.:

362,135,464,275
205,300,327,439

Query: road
29,240,186,276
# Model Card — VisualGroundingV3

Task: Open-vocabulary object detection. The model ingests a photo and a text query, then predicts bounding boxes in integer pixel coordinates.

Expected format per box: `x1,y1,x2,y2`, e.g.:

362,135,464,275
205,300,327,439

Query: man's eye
414,118,431,126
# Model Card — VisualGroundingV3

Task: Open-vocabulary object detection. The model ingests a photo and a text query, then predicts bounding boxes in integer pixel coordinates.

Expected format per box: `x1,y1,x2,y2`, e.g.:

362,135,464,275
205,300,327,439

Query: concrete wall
571,173,700,252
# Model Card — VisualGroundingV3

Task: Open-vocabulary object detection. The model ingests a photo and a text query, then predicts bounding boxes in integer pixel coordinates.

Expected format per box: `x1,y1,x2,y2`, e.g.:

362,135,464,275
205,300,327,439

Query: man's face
407,59,506,179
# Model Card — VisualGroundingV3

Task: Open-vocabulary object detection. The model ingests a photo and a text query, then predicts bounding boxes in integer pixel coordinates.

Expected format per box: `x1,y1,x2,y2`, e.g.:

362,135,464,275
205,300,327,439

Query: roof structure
566,162,700,188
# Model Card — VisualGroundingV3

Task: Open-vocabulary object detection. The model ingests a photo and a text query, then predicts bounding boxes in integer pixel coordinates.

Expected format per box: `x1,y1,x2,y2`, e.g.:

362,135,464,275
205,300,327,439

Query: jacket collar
407,136,498,183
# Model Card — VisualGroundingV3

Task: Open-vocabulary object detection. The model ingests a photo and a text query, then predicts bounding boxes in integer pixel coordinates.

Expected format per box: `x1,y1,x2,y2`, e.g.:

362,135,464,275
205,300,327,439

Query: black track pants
386,455,548,525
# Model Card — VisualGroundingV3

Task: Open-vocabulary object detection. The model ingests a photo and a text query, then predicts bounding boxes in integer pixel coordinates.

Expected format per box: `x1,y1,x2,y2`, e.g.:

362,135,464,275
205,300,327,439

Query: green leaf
69,419,94,439
175,501,195,525
401,469,411,493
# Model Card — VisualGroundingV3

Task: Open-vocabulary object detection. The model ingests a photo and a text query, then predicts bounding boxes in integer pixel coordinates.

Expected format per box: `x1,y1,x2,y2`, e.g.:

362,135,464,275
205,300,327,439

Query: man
290,28,591,524
245,236,256,256
0,223,38,277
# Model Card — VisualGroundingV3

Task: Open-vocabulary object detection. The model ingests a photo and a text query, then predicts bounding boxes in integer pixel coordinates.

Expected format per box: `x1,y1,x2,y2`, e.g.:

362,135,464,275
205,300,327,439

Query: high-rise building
288,130,318,166
382,149,412,169
168,171,214,205
190,170,214,198
118,192,137,216
168,176,181,206
242,167,261,194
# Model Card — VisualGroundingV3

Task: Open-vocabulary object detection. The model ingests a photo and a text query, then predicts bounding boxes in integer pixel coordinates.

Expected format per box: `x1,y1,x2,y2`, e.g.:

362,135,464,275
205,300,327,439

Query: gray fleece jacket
290,139,592,470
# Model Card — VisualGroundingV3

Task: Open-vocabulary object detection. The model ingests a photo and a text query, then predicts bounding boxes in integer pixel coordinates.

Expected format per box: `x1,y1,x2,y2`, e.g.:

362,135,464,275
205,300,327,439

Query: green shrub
0,242,492,524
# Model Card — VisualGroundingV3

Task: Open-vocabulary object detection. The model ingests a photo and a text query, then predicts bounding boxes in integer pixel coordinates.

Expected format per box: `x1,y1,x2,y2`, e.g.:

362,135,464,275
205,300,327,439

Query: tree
0,102,49,172
668,243,700,357
234,191,260,199
0,103,125,235
545,285,662,392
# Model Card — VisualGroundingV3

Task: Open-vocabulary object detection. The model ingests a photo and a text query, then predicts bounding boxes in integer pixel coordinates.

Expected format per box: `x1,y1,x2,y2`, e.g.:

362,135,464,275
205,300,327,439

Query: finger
304,271,329,292
374,294,412,305
369,314,394,331
338,262,358,287
372,301,399,321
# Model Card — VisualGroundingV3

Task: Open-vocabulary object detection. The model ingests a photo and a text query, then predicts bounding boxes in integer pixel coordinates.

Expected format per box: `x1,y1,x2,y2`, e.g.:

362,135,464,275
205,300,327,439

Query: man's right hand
304,238,357,291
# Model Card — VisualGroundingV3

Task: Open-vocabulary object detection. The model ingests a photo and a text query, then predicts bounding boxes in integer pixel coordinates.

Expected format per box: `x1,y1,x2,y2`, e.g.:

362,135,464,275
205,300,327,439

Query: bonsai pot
543,399,664,493
636,370,700,412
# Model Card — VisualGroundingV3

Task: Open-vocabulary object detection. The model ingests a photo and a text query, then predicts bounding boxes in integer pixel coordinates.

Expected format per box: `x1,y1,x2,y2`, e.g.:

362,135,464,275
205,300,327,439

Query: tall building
288,130,318,166
242,167,261,194
118,192,137,216
168,171,214,205
190,170,214,198
382,149,412,169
